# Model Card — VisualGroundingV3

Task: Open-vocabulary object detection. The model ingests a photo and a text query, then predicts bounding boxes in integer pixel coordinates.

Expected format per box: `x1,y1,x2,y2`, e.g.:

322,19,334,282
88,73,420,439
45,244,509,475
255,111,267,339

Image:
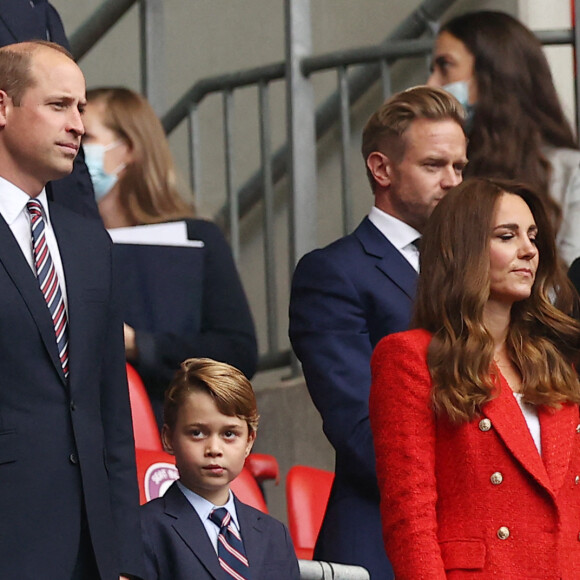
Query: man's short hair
362,86,466,189
164,358,259,434
0,41,74,106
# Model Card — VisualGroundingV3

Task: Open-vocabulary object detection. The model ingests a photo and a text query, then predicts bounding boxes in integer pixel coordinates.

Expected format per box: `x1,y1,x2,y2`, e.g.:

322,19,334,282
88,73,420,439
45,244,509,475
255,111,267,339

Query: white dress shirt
177,481,242,554
368,206,421,272
0,177,68,309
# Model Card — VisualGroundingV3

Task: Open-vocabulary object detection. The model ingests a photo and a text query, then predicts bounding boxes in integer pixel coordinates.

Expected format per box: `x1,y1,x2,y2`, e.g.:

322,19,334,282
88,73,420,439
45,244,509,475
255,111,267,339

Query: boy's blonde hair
164,358,259,433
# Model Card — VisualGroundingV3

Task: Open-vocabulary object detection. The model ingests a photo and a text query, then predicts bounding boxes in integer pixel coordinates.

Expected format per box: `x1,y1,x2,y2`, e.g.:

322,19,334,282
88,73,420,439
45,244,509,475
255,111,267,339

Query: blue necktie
209,507,251,580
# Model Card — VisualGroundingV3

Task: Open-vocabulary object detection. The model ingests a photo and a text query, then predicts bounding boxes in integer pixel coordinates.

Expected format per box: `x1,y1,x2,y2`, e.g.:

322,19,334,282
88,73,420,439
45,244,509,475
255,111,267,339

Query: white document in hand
107,221,204,248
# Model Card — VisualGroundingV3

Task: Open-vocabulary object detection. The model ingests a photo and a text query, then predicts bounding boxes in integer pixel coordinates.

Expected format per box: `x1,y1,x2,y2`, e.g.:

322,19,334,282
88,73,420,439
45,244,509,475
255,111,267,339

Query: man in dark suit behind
289,86,468,578
0,41,142,579
0,0,99,219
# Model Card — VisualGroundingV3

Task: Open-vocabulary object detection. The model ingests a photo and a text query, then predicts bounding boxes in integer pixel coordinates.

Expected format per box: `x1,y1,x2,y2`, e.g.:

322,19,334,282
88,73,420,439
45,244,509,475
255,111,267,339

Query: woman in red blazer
370,177,580,579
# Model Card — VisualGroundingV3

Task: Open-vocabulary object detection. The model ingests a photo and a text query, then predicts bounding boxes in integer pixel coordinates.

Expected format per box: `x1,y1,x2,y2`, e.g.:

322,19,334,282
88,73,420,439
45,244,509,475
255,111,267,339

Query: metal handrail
69,0,136,60
299,560,370,580
163,62,286,135
162,0,459,231
69,0,165,115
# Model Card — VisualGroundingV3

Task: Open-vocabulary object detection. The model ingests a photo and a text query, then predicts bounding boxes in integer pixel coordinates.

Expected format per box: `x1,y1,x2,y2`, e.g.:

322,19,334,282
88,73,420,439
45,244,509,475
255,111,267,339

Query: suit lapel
0,212,65,382
235,497,267,572
484,374,553,495
164,484,224,580
354,217,417,299
0,0,45,43
539,403,578,494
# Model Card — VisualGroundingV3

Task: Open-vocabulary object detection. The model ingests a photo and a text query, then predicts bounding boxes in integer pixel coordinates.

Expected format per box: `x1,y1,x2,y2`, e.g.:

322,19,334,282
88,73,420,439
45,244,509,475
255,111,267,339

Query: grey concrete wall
252,370,333,523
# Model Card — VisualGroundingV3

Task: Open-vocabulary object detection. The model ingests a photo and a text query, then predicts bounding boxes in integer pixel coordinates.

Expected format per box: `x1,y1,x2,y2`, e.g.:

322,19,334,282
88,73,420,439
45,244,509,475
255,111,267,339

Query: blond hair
164,358,259,433
361,85,465,190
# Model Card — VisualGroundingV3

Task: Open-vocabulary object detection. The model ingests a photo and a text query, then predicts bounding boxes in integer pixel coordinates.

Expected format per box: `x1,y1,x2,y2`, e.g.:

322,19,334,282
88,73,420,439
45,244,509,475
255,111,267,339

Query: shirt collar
0,176,49,226
368,205,421,251
176,481,241,530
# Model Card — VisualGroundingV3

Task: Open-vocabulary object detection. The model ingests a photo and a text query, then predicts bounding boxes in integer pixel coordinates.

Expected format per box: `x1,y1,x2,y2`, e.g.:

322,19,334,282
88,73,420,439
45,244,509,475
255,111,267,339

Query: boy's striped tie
209,507,250,580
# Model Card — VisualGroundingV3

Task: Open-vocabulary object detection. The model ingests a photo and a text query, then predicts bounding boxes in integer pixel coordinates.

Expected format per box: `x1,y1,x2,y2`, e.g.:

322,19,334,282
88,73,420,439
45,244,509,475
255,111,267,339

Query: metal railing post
285,0,317,268
69,0,136,61
258,81,280,356
574,0,580,141
140,0,165,116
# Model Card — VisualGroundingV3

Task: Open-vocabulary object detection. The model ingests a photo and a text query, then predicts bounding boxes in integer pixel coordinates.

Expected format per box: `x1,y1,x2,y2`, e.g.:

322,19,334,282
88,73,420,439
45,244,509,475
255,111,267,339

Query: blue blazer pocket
0,430,18,465
439,538,486,571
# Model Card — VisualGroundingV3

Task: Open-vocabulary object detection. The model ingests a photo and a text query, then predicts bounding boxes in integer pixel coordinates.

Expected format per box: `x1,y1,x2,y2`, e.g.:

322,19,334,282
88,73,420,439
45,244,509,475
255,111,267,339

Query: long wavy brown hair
440,11,578,231
86,87,194,225
413,178,580,423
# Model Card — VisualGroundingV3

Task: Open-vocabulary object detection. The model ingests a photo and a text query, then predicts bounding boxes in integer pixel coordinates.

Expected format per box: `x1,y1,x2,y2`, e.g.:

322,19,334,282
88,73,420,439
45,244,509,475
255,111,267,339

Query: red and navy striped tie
209,507,250,580
27,199,69,378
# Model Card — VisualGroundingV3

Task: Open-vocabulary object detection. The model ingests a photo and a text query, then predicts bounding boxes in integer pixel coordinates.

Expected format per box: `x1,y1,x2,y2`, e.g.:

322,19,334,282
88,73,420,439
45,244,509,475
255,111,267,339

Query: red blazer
370,329,580,579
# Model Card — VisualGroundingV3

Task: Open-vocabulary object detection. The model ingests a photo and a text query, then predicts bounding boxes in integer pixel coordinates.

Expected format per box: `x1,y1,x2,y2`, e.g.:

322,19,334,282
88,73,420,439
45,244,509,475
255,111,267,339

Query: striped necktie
26,199,69,378
209,507,251,580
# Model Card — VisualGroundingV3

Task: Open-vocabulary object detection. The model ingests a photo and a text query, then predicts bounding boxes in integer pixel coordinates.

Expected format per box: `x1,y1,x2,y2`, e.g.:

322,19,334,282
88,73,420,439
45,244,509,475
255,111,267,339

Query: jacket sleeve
132,221,258,392
289,249,377,485
369,331,446,579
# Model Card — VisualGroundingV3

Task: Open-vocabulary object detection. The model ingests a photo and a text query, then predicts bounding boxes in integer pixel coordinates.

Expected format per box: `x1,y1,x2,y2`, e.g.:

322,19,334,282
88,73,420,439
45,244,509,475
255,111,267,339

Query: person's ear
366,151,393,188
0,90,12,128
117,140,135,167
244,430,256,458
161,424,175,455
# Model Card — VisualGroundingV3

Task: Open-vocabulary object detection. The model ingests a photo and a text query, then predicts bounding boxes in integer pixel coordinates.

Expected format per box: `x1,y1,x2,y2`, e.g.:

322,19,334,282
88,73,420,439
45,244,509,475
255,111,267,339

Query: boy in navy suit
141,357,300,580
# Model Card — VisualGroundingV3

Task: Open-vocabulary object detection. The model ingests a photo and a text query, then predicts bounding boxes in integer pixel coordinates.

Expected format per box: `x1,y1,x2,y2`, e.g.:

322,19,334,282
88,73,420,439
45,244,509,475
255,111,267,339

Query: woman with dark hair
427,10,580,265
82,87,258,422
370,177,580,578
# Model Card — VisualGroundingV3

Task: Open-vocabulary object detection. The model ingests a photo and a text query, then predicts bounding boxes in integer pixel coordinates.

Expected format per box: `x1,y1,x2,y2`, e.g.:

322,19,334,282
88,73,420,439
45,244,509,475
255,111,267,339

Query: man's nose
67,109,85,136
441,166,461,189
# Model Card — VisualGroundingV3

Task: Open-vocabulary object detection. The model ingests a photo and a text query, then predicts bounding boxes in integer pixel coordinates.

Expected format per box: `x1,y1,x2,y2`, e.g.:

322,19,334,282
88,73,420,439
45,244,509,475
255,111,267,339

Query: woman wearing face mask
83,87,258,423
427,10,580,266
370,178,580,578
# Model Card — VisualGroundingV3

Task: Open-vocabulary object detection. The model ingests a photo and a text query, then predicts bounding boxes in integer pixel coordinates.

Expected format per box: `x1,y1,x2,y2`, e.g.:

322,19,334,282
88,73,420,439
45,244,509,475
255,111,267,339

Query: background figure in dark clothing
0,0,99,219
83,87,258,424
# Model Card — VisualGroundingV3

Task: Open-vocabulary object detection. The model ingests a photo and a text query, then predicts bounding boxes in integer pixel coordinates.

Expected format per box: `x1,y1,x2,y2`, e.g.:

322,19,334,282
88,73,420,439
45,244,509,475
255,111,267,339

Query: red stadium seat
286,465,334,560
126,363,162,451
135,448,179,505
244,453,280,485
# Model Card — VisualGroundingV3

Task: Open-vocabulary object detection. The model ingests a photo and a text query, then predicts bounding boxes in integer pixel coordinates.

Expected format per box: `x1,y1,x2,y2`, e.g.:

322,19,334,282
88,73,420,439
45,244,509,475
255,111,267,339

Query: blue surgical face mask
442,79,475,131
83,141,126,201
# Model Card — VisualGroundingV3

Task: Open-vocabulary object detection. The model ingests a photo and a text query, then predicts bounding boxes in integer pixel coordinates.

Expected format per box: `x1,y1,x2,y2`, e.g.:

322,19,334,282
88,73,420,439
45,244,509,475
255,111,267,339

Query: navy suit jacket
141,482,300,580
0,0,100,220
289,217,417,579
0,202,143,579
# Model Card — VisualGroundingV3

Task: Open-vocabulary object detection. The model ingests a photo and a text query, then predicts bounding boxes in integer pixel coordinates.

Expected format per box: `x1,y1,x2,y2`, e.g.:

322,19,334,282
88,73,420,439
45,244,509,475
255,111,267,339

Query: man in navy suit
289,86,468,578
0,41,142,579
0,0,99,219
